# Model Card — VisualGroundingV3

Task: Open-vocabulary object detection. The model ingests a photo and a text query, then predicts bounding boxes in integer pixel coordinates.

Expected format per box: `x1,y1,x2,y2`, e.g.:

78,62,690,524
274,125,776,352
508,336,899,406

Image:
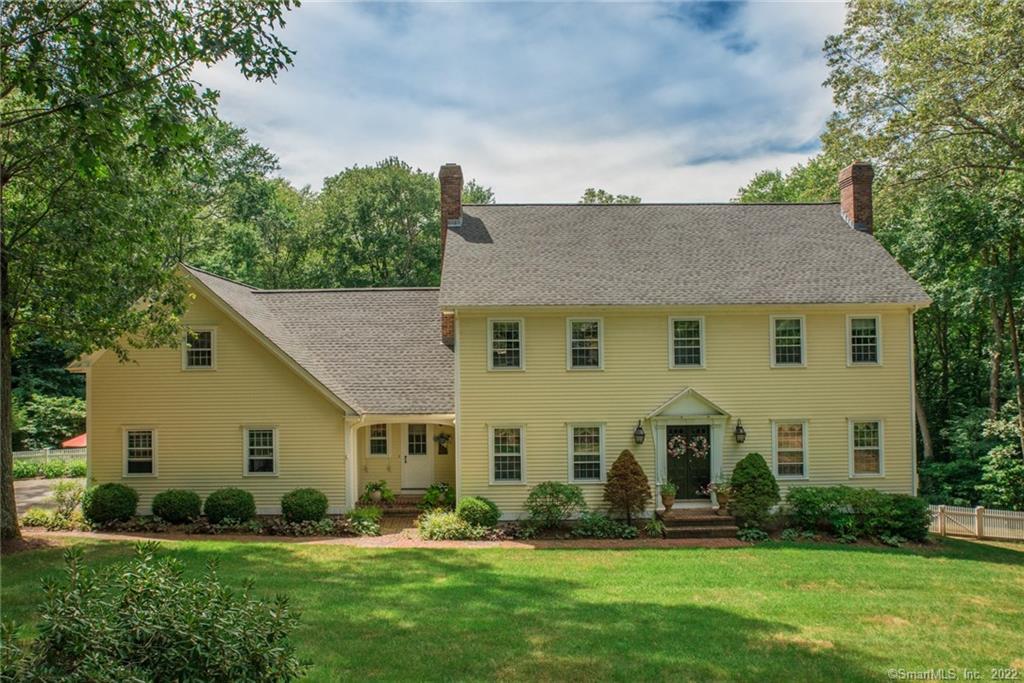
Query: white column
345,422,360,512
710,423,723,483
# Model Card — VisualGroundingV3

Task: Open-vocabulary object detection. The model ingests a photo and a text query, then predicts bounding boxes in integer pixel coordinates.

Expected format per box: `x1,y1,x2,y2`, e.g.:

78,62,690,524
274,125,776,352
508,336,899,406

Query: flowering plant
667,434,709,461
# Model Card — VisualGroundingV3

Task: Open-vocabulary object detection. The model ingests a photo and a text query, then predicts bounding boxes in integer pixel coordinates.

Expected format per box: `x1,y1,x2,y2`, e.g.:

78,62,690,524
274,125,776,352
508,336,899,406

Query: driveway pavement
14,478,85,515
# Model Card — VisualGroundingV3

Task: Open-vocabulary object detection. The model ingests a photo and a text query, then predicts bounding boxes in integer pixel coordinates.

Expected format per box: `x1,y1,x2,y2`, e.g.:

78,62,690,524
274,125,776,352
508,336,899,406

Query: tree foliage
579,188,641,204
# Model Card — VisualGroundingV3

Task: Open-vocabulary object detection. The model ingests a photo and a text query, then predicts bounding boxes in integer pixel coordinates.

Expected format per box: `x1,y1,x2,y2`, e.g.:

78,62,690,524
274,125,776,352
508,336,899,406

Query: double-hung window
771,316,805,367
369,424,388,456
245,427,277,475
124,429,156,476
489,319,523,370
670,317,704,368
568,424,604,483
407,424,427,455
183,327,215,369
772,420,808,478
850,420,883,476
490,426,524,483
567,319,602,369
848,316,881,365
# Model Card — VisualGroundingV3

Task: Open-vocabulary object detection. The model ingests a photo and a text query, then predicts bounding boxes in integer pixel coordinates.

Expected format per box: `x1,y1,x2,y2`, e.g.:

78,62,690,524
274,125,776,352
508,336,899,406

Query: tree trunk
1,232,21,540
915,387,934,461
989,298,1005,416
1006,296,1024,459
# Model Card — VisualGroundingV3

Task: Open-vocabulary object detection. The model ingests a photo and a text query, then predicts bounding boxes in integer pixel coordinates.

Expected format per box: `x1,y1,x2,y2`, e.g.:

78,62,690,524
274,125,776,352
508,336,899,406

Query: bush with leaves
347,506,382,536
151,489,202,524
281,488,328,523
786,486,931,542
727,453,780,529
65,459,87,478
977,445,1024,511
570,511,638,539
203,488,256,524
52,480,84,519
0,543,305,681
420,482,455,510
525,481,586,529
42,460,68,478
418,509,489,540
919,458,983,507
12,459,41,479
20,507,52,527
82,483,138,525
455,496,501,528
603,449,651,524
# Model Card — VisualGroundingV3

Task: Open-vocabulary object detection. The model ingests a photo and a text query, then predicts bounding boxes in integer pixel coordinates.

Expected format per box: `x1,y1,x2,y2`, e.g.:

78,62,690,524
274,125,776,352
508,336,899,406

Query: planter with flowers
659,482,678,510
699,481,733,515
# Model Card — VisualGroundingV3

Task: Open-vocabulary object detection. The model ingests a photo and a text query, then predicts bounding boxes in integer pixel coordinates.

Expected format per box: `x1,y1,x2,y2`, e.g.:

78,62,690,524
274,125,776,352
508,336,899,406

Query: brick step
664,525,739,539
658,511,736,527
381,506,422,515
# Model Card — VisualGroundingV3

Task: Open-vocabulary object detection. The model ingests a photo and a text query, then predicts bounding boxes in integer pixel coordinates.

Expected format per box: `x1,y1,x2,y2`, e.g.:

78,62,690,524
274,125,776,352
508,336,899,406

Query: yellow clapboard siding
455,306,916,515
88,290,349,514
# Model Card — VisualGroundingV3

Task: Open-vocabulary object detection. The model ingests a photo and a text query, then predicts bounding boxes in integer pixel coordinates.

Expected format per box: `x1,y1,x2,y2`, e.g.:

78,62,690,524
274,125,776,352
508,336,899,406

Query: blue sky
196,1,846,202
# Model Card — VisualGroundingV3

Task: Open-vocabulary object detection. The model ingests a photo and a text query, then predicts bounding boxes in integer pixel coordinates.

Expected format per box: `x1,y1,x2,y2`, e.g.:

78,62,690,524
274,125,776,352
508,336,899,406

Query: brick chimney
838,162,874,234
441,311,455,348
439,163,463,258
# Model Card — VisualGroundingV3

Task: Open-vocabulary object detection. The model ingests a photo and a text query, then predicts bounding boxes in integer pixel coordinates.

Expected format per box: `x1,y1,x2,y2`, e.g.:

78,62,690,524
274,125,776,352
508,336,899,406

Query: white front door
401,424,434,489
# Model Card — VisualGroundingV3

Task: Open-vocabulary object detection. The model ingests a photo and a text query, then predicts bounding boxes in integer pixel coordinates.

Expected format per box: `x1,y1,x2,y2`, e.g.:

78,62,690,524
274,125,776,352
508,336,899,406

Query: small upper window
568,319,602,369
773,421,807,478
851,420,882,475
489,320,523,370
671,318,703,368
569,424,603,482
369,424,388,456
245,428,276,475
849,317,880,364
772,317,804,366
407,424,427,455
184,328,214,369
125,429,155,476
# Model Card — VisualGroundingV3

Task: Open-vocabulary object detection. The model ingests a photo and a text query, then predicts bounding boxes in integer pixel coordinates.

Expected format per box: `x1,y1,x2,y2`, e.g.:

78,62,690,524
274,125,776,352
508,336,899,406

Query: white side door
401,424,434,489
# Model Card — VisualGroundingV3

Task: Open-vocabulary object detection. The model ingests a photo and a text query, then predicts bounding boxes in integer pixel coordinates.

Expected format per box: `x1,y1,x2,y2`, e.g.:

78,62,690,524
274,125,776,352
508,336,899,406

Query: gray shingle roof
184,266,453,415
439,204,930,307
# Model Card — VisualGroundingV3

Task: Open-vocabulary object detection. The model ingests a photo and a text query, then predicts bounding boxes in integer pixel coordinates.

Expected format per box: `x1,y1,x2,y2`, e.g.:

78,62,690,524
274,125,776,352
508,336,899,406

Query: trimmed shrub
570,511,638,539
42,459,67,479
152,489,202,524
728,453,780,528
455,496,501,528
203,488,256,524
526,481,586,529
0,543,305,681
82,483,139,524
418,509,488,540
347,506,382,536
603,449,652,524
281,488,329,523
65,459,87,477
887,494,931,542
12,460,41,479
20,507,53,527
786,486,932,542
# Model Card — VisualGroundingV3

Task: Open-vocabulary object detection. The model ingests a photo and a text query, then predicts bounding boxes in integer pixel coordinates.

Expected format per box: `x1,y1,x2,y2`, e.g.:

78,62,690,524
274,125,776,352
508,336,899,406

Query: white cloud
195,1,847,201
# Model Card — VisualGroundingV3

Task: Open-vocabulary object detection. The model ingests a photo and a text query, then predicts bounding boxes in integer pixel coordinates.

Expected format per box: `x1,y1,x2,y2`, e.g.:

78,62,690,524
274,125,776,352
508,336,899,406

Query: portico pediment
646,387,730,419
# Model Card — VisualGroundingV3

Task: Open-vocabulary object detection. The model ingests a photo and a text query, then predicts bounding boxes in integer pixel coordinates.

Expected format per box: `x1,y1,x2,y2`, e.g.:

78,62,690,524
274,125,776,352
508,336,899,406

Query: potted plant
660,482,678,510
710,481,732,515
361,480,395,505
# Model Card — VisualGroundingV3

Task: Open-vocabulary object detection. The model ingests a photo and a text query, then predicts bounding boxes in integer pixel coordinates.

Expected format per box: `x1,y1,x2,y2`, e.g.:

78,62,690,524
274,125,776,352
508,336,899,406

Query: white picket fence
929,504,1024,541
12,448,86,462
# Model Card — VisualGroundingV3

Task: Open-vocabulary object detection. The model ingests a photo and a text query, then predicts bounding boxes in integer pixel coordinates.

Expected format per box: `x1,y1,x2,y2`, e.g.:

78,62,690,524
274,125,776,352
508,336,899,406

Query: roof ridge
180,263,257,290
463,202,841,207
256,286,441,294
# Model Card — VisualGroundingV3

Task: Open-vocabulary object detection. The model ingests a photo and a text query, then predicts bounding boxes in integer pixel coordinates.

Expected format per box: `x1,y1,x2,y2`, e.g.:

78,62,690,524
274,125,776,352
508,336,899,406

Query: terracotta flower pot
715,493,730,515
370,490,382,503
661,493,676,510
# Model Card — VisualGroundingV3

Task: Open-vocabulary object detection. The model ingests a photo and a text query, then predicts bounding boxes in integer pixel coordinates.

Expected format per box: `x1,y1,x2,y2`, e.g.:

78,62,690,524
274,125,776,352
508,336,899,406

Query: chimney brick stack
838,162,874,234
439,163,463,259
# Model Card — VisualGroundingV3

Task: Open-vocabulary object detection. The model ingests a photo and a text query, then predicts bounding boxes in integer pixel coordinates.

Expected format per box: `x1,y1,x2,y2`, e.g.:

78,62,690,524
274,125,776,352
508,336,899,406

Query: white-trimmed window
850,419,883,476
183,327,215,369
772,420,808,479
848,316,881,365
670,317,704,368
490,425,524,483
568,424,604,483
123,428,156,476
488,319,524,370
369,424,388,457
567,318,602,369
244,427,277,475
407,424,427,455
771,316,805,367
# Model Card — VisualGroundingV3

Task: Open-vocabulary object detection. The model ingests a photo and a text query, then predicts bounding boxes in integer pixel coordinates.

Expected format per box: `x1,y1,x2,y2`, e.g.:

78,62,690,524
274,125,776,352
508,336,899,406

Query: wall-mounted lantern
633,420,646,445
734,420,747,444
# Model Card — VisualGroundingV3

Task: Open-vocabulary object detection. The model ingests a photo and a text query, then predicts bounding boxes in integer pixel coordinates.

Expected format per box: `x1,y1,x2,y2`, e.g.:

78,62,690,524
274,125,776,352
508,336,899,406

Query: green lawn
3,538,1022,682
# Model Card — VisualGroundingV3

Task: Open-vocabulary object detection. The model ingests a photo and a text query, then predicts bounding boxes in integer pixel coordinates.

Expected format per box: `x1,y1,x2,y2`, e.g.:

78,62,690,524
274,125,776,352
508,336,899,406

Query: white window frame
488,424,526,485
846,314,883,366
848,418,885,478
487,318,525,371
368,423,388,458
181,326,217,371
771,419,809,480
770,315,806,368
122,427,157,478
406,423,428,456
567,423,606,483
242,426,278,476
566,317,604,371
668,316,705,369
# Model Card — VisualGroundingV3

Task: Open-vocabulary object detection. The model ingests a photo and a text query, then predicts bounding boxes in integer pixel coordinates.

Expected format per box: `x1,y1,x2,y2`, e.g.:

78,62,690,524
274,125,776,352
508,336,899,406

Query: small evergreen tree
728,453,780,528
603,450,651,524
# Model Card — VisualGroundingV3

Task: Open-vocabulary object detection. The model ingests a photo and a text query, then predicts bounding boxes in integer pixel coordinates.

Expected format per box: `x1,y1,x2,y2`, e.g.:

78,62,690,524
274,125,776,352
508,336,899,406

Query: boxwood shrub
281,488,328,523
455,496,501,528
525,481,586,529
203,488,256,524
82,483,139,524
152,489,202,524
786,486,931,542
728,453,780,529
